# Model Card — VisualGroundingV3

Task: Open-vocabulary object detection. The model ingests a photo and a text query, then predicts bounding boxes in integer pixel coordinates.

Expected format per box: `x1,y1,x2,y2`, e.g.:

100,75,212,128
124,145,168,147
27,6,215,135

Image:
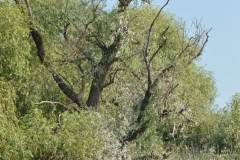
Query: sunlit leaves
0,0,222,158
0,2,30,80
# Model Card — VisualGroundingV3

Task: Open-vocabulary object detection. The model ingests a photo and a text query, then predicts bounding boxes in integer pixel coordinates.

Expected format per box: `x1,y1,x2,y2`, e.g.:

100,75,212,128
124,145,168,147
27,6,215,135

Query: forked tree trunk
86,45,118,110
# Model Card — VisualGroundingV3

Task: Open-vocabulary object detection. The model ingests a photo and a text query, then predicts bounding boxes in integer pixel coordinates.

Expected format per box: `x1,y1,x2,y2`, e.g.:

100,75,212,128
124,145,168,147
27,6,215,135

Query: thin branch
178,103,196,123
143,0,169,102
62,21,70,41
102,68,120,88
75,4,99,47
34,101,68,108
58,114,62,126
58,73,75,91
118,57,146,91
86,28,105,49
180,113,196,123
145,0,169,56
24,0,33,19
34,101,81,112
80,50,96,66
167,83,179,95
125,1,170,143
187,28,212,66
149,26,169,63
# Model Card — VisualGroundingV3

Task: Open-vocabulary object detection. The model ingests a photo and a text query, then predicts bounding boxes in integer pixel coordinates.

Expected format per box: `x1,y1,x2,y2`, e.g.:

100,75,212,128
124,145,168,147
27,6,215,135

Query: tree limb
31,30,45,63
34,101,81,112
145,0,169,56
124,0,170,142
187,28,212,66
149,26,169,63
51,71,85,108
24,0,45,63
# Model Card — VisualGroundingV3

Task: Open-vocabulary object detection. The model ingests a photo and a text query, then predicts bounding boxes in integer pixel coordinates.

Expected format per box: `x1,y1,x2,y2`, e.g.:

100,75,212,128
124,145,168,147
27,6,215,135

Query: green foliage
0,80,28,159
0,1,30,80
1,0,238,159
225,93,240,152
18,109,120,159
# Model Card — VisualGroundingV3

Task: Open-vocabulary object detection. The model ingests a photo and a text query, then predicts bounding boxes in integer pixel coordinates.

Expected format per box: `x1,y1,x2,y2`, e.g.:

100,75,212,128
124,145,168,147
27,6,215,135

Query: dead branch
34,101,81,113
34,101,68,108
187,28,212,66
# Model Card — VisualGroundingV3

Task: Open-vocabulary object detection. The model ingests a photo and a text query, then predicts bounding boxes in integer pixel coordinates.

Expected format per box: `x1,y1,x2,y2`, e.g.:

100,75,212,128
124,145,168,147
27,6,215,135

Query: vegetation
0,0,239,159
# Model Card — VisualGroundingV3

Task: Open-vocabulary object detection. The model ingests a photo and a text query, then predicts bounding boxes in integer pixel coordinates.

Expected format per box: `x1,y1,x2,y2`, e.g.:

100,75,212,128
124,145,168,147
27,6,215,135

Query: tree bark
86,71,106,110
86,46,117,110
52,72,84,108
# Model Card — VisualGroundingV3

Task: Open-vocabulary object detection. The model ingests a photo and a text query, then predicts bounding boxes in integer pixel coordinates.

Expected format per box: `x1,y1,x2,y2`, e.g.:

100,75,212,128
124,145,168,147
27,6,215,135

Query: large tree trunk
86,45,118,110
86,72,106,111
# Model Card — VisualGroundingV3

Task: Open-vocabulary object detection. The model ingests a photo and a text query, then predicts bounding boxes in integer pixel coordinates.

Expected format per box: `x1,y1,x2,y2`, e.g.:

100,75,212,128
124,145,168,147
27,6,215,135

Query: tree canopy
0,0,238,159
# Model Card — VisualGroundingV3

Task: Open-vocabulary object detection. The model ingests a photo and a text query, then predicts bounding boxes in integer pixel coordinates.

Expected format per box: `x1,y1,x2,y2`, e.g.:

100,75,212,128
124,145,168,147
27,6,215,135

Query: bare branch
142,0,169,105
187,28,212,66
145,0,169,56
149,26,169,63
180,112,196,123
34,101,68,108
34,101,81,112
86,28,105,49
75,4,99,47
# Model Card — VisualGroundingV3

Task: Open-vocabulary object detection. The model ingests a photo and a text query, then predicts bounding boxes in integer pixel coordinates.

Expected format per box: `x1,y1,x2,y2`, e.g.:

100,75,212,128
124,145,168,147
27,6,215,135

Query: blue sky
107,0,240,108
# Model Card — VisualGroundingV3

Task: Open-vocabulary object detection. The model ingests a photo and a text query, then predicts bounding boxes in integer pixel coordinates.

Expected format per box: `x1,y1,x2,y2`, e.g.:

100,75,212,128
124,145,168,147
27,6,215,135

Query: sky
106,0,240,108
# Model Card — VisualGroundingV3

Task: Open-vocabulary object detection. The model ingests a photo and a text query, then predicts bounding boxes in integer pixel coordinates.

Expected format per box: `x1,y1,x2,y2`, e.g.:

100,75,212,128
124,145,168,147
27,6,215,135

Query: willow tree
9,0,216,158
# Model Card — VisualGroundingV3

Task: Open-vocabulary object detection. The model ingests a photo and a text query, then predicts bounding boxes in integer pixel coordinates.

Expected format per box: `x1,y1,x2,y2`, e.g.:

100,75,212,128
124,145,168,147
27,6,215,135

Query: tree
225,93,240,153
1,0,217,158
